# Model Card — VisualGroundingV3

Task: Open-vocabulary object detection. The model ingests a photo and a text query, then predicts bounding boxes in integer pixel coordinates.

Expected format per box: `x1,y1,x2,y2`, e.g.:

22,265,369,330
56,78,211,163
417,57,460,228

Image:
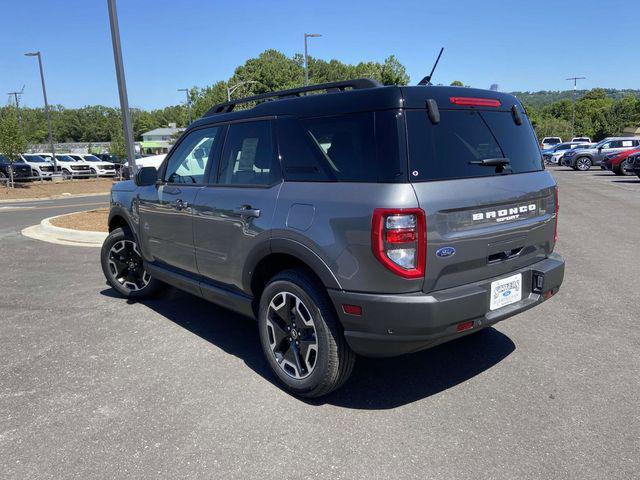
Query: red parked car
602,146,640,175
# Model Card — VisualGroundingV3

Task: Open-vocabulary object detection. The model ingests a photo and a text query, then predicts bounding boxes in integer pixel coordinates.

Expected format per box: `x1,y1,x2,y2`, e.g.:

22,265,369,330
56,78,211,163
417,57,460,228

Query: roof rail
205,78,383,116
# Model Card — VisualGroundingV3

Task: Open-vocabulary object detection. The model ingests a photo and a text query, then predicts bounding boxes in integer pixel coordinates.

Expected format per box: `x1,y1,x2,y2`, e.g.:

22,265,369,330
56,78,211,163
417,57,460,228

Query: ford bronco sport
101,79,565,397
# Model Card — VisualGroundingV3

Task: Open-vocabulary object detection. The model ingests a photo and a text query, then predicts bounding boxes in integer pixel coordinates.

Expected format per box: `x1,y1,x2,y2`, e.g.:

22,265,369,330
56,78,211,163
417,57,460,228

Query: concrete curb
22,212,107,248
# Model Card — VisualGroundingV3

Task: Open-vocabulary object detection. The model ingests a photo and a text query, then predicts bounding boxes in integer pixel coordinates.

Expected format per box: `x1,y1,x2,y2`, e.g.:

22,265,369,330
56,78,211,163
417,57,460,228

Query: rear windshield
406,109,543,182
544,138,561,144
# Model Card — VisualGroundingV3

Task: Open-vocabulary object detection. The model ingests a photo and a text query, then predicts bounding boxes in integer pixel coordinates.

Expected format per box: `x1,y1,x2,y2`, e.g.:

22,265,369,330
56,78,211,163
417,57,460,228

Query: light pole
304,33,322,86
227,80,260,102
107,0,137,176
566,76,586,137
177,88,192,124
7,86,24,129
24,52,56,169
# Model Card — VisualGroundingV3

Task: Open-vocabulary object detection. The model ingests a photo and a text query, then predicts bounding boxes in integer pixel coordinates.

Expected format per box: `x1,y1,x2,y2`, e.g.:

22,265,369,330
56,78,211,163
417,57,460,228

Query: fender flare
242,237,342,293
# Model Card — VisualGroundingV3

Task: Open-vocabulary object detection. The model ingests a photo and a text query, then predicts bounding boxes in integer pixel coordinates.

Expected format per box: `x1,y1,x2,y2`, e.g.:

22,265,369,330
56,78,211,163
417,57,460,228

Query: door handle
174,199,189,211
232,205,261,218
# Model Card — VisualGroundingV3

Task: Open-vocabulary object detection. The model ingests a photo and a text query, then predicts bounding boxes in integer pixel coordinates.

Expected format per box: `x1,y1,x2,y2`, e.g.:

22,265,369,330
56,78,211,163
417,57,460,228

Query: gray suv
101,79,565,397
562,137,640,171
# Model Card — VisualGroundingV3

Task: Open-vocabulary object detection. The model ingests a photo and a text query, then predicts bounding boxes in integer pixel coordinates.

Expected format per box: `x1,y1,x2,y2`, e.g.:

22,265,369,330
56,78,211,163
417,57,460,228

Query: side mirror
134,166,158,186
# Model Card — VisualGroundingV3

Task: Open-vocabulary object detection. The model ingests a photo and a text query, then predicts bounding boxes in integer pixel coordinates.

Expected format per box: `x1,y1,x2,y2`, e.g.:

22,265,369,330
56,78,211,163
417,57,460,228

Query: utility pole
107,0,137,175
24,52,56,169
7,86,24,129
304,33,322,86
177,88,192,124
566,76,586,137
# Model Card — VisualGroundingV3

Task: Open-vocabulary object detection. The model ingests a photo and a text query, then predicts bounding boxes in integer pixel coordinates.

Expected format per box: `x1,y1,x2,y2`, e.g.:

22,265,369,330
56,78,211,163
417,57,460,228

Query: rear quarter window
278,111,406,183
407,109,543,181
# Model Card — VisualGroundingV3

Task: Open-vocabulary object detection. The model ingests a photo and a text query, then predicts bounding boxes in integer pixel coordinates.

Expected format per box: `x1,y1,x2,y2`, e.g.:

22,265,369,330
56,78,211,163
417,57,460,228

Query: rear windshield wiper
469,157,510,167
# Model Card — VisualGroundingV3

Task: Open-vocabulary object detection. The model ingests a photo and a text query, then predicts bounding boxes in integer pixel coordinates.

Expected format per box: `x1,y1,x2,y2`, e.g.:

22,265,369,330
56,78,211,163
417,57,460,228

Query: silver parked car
562,137,640,171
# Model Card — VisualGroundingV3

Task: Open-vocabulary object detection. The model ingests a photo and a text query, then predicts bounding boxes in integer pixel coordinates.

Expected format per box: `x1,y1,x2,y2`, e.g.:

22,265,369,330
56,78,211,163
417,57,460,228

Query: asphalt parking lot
1,170,639,479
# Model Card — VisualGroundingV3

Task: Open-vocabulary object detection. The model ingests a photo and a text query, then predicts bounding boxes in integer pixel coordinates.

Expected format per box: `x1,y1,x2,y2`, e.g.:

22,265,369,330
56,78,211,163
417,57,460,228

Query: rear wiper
469,157,510,167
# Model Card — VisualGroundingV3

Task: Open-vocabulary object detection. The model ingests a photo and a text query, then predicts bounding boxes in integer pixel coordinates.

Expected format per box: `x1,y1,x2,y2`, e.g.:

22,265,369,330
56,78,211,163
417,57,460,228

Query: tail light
553,188,559,246
372,208,426,279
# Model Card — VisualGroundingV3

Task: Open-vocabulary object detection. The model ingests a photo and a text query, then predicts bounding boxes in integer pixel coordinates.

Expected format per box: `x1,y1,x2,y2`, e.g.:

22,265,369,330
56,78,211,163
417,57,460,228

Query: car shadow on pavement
611,179,640,184
100,286,515,410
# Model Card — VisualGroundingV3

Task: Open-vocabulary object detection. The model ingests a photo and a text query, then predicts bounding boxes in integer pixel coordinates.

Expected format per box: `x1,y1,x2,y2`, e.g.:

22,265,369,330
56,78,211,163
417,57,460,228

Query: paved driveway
1,173,638,479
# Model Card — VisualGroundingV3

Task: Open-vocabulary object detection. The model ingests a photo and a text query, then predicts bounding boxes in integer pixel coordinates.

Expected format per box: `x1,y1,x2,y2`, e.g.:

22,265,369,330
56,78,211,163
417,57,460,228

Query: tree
450,80,464,87
0,107,28,186
109,127,127,160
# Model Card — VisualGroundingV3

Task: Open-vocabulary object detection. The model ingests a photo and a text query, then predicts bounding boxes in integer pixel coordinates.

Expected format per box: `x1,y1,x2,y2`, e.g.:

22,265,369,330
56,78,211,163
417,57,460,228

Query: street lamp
177,88,192,124
566,76,586,137
24,52,57,169
227,80,260,102
304,33,322,86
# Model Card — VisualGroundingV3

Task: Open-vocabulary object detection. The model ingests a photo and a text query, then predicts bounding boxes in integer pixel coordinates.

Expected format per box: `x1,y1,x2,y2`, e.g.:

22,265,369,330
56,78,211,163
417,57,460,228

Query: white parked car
38,153,93,179
68,154,117,177
571,136,591,143
122,154,166,179
540,137,562,149
17,154,59,179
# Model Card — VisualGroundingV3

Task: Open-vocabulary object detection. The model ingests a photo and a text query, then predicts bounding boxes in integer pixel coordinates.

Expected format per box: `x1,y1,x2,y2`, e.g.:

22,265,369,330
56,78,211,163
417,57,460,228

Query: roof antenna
418,47,444,86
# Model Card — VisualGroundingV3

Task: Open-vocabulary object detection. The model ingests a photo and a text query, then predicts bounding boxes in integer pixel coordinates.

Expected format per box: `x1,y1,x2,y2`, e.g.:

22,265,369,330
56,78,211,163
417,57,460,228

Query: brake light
372,208,426,279
553,188,559,246
450,96,501,107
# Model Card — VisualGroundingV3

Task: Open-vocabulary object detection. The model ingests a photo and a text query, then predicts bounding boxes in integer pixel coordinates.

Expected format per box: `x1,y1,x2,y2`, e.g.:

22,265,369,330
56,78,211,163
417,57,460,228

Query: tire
618,160,632,176
258,269,355,398
575,157,592,171
100,227,162,299
62,169,72,180
31,169,40,178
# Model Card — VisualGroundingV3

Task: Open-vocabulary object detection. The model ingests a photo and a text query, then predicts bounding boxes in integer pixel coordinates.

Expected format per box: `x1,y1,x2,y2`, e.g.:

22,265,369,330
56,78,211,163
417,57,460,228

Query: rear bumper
329,253,565,357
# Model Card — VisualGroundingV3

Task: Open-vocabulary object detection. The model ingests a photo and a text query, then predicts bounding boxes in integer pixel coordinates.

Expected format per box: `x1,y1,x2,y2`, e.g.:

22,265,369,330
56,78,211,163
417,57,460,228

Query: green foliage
511,88,640,108
525,88,640,142
0,107,28,160
109,127,126,159
450,80,464,86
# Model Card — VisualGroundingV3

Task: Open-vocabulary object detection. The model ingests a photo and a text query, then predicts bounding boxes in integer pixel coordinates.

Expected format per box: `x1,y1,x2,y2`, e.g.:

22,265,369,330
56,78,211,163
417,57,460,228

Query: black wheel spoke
269,318,290,350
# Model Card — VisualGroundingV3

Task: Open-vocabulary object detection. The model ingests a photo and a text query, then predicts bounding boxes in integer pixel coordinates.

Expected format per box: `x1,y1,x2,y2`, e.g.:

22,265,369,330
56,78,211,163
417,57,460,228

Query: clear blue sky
0,0,636,110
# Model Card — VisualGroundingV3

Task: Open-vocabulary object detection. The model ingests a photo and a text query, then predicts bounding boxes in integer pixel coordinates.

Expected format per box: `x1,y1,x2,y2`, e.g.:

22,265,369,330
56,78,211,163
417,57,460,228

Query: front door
193,119,282,292
138,125,222,274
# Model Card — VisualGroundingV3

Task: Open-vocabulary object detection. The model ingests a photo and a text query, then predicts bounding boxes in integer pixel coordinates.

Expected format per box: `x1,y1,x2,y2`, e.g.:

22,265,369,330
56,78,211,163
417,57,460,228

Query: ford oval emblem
436,246,456,258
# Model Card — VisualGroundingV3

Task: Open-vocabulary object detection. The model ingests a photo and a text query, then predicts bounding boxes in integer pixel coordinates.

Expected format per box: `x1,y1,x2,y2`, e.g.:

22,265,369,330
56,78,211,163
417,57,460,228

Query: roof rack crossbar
205,78,382,116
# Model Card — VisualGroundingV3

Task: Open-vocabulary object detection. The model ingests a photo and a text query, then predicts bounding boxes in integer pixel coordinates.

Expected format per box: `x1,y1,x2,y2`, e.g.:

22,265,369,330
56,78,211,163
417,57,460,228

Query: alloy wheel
266,291,318,379
576,158,591,171
107,240,151,291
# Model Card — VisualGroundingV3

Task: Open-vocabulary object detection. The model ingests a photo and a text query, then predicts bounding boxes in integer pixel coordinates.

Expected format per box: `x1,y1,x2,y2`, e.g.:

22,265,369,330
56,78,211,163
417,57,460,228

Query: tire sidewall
576,157,591,171
100,227,156,298
258,277,333,395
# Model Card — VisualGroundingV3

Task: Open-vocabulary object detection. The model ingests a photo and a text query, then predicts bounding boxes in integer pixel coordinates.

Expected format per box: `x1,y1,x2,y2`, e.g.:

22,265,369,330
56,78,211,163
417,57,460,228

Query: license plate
489,273,522,311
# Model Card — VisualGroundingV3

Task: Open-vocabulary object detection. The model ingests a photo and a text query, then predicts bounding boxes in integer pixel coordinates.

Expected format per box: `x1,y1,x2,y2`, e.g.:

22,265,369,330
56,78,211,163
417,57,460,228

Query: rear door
406,105,557,293
193,119,281,292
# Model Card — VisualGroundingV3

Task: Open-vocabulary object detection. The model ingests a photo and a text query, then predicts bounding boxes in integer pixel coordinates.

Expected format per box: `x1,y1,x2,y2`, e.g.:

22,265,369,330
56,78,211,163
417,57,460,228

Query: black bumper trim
328,253,565,358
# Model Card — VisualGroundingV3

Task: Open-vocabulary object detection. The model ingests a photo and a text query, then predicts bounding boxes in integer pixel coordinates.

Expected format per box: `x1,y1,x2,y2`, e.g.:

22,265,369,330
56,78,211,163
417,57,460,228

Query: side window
218,120,279,185
600,142,611,149
163,126,220,184
277,117,333,182
300,112,376,182
621,140,633,147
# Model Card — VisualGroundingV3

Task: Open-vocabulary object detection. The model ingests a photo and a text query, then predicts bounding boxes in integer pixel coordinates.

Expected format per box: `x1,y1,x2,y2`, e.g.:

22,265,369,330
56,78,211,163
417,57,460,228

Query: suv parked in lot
540,137,562,149
601,146,640,175
626,151,640,178
38,153,93,178
68,154,117,177
562,137,640,171
0,154,32,181
17,154,59,179
101,80,565,397
542,142,590,165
